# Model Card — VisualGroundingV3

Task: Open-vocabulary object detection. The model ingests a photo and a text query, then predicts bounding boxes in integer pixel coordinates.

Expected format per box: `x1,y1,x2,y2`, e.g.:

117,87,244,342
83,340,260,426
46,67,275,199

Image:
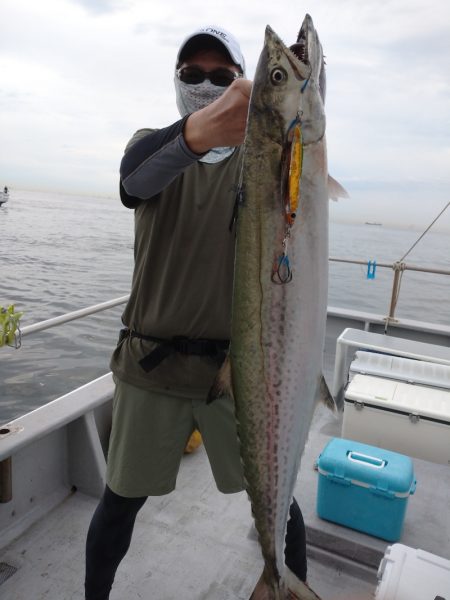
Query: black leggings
85,486,307,600
285,496,307,582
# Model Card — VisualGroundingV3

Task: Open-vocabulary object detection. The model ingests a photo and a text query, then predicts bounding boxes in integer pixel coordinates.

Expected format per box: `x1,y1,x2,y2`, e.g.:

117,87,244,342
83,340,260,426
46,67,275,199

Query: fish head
250,18,326,148
250,25,311,146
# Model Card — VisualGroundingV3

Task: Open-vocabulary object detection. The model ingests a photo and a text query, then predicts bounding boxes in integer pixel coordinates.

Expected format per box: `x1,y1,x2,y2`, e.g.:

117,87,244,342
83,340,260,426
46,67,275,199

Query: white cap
176,25,245,74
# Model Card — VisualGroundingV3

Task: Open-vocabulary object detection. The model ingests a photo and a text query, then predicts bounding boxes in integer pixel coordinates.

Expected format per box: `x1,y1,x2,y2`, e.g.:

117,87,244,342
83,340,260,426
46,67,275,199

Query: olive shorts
106,377,245,497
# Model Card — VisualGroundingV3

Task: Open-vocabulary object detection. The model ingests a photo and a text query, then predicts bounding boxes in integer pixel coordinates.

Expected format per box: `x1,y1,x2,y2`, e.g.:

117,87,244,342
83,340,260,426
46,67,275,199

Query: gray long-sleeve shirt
120,117,203,205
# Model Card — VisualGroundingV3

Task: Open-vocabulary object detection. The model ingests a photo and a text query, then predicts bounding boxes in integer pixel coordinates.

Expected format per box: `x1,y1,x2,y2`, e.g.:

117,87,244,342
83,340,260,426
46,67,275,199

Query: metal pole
329,257,450,276
20,295,130,337
388,268,402,320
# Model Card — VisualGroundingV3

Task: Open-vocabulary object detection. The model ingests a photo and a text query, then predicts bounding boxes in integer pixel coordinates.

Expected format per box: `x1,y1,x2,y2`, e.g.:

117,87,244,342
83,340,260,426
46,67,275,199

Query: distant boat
0,186,9,206
365,221,382,226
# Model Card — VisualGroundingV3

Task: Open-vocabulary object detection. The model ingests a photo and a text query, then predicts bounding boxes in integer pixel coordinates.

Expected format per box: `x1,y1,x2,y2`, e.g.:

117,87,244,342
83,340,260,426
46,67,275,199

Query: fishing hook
271,253,293,285
271,230,293,284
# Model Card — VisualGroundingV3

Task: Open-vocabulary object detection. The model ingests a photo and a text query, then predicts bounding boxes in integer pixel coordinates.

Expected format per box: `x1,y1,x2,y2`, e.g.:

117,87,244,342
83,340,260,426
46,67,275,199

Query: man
85,26,307,600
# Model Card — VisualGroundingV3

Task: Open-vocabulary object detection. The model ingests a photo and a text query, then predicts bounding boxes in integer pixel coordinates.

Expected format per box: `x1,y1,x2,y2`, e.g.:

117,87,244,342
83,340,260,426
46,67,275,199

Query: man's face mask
175,80,225,117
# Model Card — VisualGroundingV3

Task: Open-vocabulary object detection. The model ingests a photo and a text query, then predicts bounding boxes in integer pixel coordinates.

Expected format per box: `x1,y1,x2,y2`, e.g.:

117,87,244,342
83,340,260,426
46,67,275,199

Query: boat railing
6,258,449,344
329,257,450,277
329,257,450,323
19,295,129,337
1,259,449,507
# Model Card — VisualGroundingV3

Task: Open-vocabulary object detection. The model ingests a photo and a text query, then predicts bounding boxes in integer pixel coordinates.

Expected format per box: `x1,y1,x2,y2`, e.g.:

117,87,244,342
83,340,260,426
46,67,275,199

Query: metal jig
271,113,304,285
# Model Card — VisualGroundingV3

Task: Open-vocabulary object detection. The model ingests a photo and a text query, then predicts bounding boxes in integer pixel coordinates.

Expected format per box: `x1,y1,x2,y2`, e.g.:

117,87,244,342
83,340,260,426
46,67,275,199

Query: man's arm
120,78,252,208
120,116,204,207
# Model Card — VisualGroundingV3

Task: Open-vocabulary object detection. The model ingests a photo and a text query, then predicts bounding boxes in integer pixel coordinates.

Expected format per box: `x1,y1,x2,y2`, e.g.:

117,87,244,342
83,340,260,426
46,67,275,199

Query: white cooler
375,543,450,600
342,374,450,465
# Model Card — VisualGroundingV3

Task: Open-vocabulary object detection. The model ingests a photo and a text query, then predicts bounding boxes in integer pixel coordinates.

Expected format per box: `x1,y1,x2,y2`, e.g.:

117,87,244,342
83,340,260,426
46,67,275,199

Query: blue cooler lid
317,438,416,497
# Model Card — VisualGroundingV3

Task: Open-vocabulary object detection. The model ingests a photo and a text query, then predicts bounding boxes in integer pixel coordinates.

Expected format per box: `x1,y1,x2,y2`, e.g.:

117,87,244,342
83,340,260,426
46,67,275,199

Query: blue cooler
316,438,416,542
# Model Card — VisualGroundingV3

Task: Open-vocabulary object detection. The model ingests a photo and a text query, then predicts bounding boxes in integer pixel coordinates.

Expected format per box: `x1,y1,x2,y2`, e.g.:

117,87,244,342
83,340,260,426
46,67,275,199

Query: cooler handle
347,451,386,469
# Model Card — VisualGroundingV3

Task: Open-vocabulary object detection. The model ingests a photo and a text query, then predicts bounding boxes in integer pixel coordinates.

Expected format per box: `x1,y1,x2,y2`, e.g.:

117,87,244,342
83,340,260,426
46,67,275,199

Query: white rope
398,201,450,262
384,202,450,332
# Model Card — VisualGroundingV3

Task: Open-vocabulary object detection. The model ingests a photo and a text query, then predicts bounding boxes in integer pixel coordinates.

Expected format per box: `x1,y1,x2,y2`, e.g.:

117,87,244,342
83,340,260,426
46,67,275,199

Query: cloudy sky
1,0,450,230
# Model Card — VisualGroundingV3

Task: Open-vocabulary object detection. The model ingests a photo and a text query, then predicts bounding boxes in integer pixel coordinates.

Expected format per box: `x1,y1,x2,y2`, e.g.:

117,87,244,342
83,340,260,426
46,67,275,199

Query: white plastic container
342,374,450,465
375,543,450,600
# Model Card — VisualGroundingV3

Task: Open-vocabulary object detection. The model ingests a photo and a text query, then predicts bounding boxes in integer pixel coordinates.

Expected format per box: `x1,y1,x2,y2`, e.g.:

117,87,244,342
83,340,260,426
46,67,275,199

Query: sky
1,0,450,231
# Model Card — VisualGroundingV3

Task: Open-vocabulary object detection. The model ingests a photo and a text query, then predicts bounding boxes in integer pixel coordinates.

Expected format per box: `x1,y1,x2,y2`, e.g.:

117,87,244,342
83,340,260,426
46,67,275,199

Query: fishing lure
286,119,303,226
272,115,303,285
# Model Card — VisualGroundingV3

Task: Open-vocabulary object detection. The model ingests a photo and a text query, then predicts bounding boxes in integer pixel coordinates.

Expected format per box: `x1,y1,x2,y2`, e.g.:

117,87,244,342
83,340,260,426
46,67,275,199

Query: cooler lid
317,437,416,497
345,374,450,423
350,351,450,391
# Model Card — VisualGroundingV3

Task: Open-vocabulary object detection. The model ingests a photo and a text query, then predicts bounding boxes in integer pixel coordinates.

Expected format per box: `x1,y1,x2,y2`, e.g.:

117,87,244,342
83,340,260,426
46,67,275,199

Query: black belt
119,328,229,373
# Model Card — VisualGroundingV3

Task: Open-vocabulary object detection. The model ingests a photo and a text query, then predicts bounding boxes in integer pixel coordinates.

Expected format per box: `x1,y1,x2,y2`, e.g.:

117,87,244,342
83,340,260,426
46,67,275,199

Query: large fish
212,14,346,600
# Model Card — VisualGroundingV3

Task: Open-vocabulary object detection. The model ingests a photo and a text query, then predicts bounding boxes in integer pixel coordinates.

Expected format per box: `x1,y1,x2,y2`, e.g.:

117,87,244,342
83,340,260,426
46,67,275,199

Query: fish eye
270,67,287,85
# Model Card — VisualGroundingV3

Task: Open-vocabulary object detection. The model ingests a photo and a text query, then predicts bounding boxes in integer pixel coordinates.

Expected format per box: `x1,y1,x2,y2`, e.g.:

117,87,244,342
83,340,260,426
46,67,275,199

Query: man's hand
184,78,252,154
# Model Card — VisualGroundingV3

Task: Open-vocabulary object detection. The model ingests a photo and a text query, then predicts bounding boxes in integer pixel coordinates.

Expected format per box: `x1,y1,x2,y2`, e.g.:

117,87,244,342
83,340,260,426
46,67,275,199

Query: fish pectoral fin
317,374,338,412
206,354,233,404
327,174,349,201
283,566,323,600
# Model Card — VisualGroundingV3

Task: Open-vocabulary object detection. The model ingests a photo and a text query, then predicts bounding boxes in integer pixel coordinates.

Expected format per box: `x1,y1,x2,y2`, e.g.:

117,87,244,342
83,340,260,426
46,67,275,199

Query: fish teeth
287,43,308,65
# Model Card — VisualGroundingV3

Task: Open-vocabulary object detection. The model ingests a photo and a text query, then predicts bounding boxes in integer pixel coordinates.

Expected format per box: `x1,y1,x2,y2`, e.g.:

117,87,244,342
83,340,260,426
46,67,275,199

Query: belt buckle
173,335,190,354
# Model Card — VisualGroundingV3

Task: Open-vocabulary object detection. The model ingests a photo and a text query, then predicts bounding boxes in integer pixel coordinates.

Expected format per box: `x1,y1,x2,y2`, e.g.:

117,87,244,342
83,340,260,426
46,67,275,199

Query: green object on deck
0,305,24,348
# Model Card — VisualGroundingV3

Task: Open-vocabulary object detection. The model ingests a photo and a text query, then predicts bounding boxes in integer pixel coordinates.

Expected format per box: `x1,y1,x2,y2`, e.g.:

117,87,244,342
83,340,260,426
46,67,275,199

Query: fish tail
282,566,322,600
249,569,281,600
249,568,322,600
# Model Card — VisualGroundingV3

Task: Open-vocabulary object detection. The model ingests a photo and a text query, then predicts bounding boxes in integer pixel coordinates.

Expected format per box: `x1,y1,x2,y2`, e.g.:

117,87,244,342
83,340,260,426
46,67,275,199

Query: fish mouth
289,13,313,66
290,42,307,64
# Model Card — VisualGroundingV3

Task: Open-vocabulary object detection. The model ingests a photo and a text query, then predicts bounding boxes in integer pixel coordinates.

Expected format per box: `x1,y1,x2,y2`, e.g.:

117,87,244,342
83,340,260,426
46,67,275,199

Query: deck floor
0,481,375,600
1,403,449,599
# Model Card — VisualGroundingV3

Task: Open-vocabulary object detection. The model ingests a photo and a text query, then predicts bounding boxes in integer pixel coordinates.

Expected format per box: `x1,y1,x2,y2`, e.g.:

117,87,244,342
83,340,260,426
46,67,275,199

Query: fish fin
328,174,349,201
283,566,322,599
206,354,233,404
249,570,273,599
250,567,323,599
318,374,339,412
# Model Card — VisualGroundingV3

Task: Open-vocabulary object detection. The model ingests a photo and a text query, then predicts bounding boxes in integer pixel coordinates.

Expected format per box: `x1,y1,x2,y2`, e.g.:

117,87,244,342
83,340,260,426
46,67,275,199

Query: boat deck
1,402,448,600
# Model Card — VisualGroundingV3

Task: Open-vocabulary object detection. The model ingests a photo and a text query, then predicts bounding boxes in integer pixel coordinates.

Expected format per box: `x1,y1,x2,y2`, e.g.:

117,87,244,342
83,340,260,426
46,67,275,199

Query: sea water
0,189,449,421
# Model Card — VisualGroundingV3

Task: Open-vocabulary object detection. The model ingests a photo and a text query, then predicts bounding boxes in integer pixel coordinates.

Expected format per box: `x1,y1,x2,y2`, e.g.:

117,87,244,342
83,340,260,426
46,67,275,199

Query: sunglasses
177,66,242,87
